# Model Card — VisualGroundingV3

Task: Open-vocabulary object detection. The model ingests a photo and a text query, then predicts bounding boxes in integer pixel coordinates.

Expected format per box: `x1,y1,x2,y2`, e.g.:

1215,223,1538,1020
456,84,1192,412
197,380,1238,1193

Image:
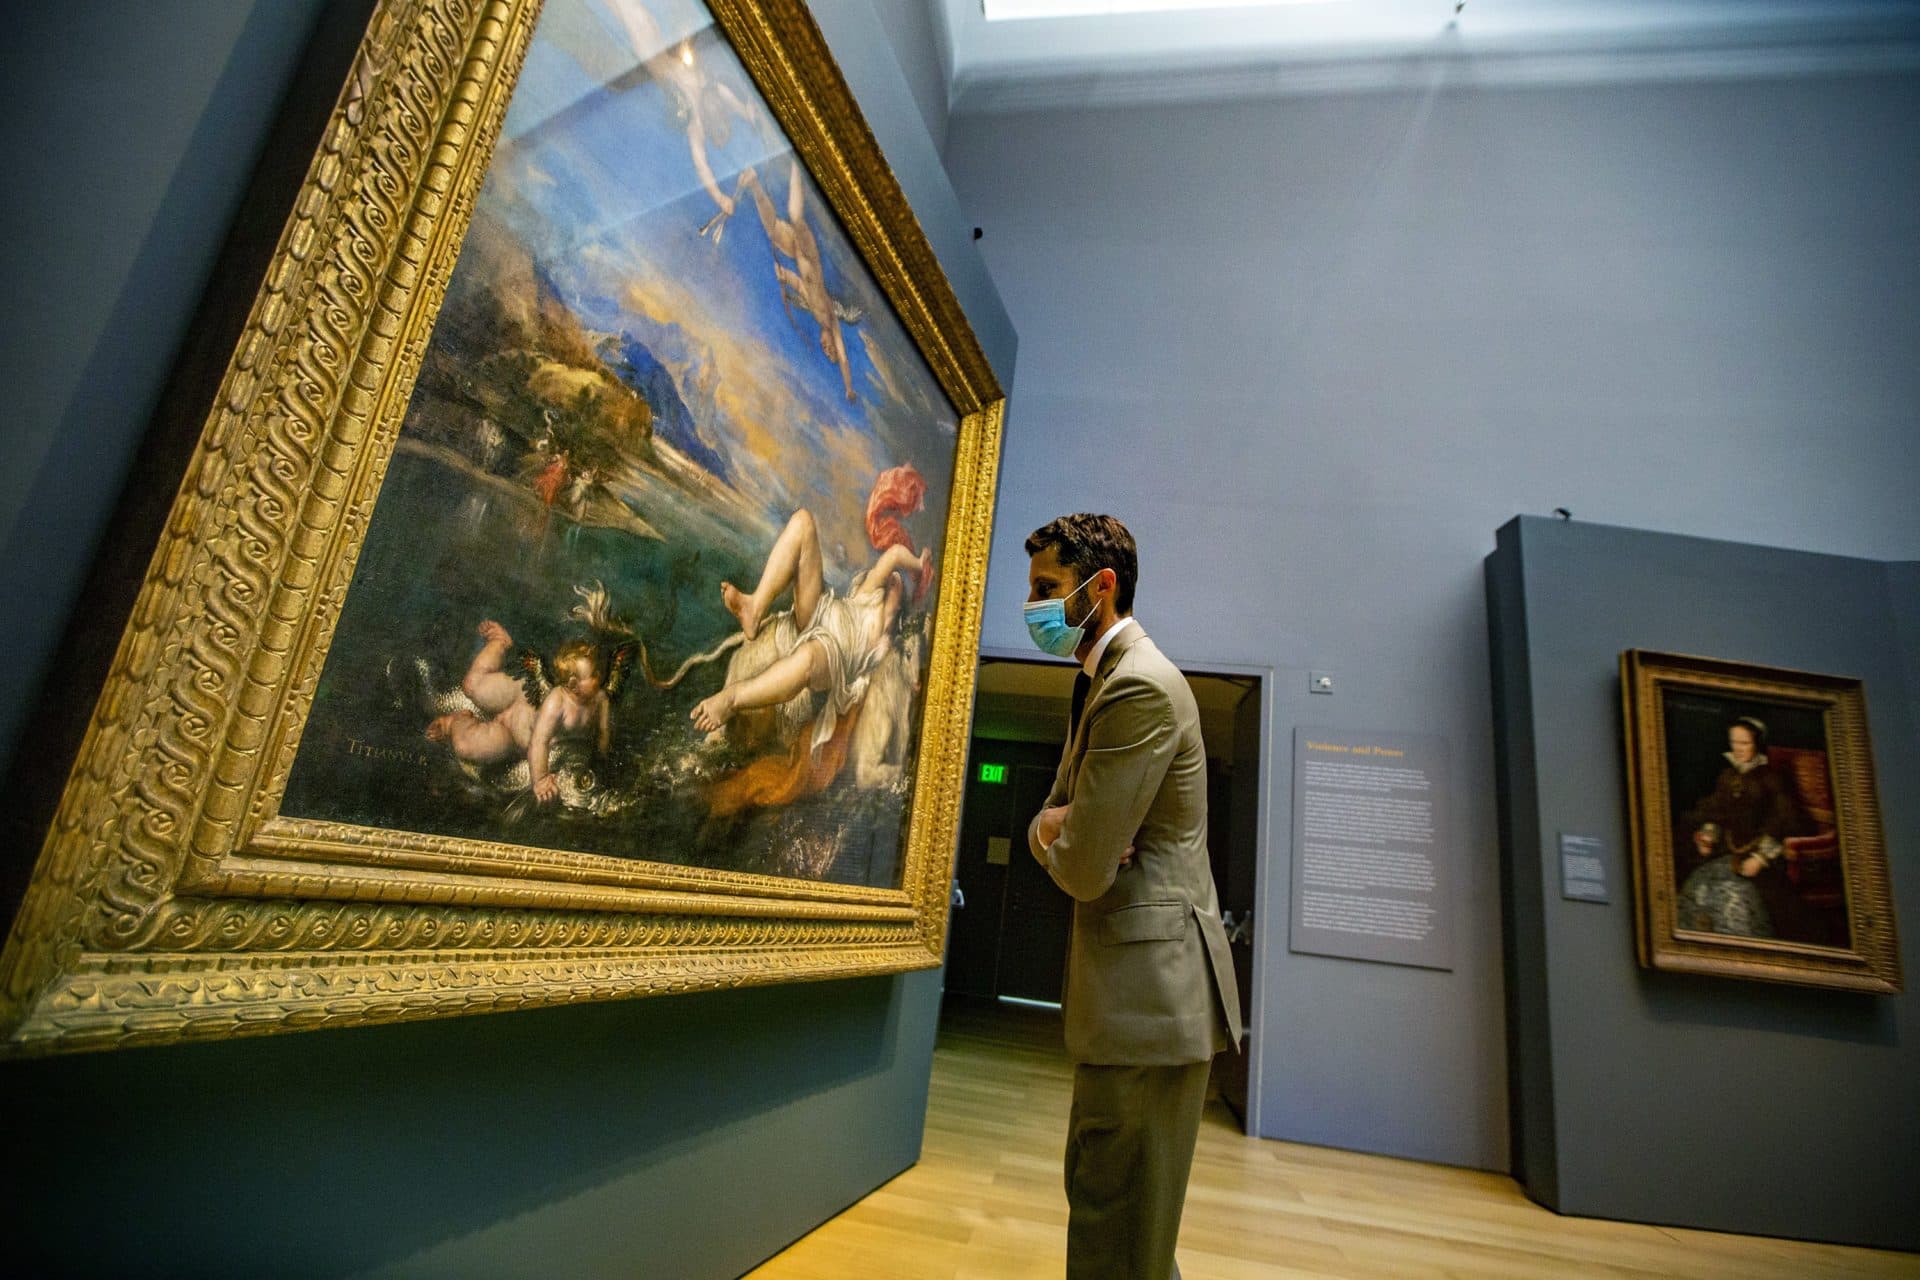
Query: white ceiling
935,0,1920,113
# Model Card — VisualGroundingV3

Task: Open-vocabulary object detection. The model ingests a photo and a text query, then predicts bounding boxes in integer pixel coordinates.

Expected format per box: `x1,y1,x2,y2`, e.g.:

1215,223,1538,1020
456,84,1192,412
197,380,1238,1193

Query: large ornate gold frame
0,0,1003,1057
1620,650,1901,994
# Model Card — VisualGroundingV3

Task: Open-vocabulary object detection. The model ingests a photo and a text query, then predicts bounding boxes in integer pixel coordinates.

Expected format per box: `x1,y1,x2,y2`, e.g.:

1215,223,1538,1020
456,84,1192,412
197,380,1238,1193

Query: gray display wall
1892,561,1920,734
1486,515,1918,1251
945,67,1920,1173
0,0,330,784
0,2,1012,1276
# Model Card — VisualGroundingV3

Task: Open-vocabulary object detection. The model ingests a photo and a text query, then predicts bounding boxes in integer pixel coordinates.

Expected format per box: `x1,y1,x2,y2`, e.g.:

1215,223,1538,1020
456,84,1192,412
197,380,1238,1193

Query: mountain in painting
596,331,732,482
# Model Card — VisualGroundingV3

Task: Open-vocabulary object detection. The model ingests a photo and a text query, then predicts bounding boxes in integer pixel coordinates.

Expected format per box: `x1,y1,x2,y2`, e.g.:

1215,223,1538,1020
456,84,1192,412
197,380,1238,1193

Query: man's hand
1036,804,1070,848
1118,844,1137,868
1738,853,1766,878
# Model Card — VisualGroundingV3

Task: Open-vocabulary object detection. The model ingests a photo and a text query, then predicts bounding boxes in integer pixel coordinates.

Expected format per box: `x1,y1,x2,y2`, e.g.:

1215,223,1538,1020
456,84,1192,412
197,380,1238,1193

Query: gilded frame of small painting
1620,650,1901,994
0,0,1004,1056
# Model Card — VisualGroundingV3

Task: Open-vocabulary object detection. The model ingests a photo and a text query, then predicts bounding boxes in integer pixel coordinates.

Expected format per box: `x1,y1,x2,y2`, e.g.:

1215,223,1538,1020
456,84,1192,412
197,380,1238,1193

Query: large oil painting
1620,651,1902,994
0,0,1002,1056
279,0,956,890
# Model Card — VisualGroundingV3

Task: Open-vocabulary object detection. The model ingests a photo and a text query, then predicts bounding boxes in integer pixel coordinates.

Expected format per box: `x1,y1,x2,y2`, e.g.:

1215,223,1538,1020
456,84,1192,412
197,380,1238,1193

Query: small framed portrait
1620,650,1902,994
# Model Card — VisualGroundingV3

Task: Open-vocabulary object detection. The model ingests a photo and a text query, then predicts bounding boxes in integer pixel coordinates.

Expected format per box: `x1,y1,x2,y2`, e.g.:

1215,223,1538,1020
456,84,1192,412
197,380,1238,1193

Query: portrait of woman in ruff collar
1664,697,1851,950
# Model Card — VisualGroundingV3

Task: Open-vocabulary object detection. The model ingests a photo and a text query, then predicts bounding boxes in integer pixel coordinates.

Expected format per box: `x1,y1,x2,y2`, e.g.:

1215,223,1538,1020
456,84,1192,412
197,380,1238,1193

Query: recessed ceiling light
984,0,1348,21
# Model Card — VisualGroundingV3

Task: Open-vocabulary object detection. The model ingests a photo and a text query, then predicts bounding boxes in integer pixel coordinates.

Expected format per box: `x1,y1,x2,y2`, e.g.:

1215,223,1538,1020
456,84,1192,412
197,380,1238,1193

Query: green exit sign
978,762,1009,785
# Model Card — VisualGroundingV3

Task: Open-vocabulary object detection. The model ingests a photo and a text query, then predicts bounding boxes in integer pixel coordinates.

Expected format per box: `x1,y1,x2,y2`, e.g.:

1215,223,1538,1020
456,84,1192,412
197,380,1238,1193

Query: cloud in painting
490,0,954,577
611,249,885,567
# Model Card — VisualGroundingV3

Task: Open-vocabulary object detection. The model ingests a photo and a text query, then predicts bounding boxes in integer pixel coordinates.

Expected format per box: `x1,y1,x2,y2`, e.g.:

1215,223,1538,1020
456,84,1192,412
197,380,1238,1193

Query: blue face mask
1024,573,1099,658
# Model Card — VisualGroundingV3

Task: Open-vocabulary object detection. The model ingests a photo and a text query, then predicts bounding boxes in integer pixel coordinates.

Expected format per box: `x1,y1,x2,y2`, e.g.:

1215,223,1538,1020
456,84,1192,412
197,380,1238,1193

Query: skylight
984,0,1349,21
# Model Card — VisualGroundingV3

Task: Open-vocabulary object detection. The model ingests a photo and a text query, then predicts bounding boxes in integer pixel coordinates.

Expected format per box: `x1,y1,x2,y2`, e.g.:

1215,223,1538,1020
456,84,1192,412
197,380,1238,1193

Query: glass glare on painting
280,0,958,890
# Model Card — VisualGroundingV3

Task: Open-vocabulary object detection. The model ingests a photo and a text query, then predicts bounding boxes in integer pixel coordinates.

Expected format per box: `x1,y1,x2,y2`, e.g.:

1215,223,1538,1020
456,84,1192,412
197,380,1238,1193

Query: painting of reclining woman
277,0,960,889
686,475,932,801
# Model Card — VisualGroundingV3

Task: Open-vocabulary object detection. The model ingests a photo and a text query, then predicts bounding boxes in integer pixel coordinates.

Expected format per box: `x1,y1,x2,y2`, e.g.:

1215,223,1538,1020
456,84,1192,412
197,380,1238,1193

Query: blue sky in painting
462,0,954,565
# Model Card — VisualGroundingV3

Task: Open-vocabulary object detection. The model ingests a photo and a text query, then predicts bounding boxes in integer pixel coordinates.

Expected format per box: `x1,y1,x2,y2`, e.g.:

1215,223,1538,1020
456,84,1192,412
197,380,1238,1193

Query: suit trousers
1064,1057,1212,1280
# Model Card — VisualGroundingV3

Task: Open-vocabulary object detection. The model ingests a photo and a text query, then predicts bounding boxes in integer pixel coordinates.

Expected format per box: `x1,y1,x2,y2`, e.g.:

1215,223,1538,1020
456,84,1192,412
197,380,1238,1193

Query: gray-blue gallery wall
868,0,951,154
944,69,1920,1172
1891,561,1920,734
0,2,1012,1277
0,0,332,787
1485,515,1919,1251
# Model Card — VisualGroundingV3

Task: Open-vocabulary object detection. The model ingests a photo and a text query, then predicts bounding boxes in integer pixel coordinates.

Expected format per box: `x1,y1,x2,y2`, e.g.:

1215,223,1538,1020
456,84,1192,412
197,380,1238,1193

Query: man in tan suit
1023,513,1242,1280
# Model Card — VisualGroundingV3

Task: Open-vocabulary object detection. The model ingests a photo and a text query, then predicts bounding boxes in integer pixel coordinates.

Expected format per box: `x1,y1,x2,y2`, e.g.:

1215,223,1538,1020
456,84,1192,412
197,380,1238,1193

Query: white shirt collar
1083,616,1136,676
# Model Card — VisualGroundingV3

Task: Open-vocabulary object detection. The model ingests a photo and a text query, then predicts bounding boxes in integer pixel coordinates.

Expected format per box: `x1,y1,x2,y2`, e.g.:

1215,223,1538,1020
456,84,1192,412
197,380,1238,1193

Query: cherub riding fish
423,587,638,808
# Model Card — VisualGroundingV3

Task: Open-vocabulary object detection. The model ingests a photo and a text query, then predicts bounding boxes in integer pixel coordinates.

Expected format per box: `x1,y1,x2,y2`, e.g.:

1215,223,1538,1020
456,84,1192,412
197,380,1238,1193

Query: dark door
1215,681,1261,1126
944,746,1012,998
994,763,1073,1002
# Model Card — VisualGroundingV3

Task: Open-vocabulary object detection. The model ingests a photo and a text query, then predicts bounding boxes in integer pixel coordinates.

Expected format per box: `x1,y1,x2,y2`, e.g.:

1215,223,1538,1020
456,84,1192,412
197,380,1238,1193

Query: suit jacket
1027,625,1243,1066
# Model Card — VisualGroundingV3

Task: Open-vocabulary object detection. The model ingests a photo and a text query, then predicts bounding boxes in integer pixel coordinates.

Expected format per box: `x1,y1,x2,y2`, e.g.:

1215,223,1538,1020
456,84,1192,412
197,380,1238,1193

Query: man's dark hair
1025,513,1137,615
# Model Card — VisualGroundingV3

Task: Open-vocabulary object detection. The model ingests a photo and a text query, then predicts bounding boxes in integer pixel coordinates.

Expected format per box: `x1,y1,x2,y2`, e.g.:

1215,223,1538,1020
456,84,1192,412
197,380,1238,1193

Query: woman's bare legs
720,508,822,640
690,640,830,732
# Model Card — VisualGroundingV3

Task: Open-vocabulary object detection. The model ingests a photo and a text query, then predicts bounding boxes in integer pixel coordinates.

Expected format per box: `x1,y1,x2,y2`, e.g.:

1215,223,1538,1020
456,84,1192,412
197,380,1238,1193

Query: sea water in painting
279,0,957,889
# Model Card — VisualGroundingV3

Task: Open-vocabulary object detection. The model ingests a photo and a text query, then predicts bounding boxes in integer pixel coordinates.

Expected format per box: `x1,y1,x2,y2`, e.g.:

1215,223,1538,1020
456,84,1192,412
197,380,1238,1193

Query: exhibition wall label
1289,727,1454,970
1559,833,1612,904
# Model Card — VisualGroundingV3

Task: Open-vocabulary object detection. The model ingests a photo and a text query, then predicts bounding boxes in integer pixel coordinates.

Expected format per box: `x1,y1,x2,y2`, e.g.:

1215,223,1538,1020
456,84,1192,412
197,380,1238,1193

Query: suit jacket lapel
1063,623,1145,794
1087,622,1143,707
1068,671,1091,741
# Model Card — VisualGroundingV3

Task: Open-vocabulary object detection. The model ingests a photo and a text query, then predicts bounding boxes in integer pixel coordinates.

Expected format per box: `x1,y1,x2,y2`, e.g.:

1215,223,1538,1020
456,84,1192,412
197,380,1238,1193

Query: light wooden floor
747,1001,1918,1280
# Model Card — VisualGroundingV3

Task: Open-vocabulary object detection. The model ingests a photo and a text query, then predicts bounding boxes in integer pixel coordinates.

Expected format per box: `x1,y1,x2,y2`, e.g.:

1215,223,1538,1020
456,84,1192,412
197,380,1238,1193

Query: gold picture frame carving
1620,650,1902,994
0,0,1004,1056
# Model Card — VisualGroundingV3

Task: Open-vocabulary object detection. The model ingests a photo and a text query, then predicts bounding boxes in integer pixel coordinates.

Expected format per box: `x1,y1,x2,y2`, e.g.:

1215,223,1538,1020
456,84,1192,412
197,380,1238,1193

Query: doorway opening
943,652,1265,1128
